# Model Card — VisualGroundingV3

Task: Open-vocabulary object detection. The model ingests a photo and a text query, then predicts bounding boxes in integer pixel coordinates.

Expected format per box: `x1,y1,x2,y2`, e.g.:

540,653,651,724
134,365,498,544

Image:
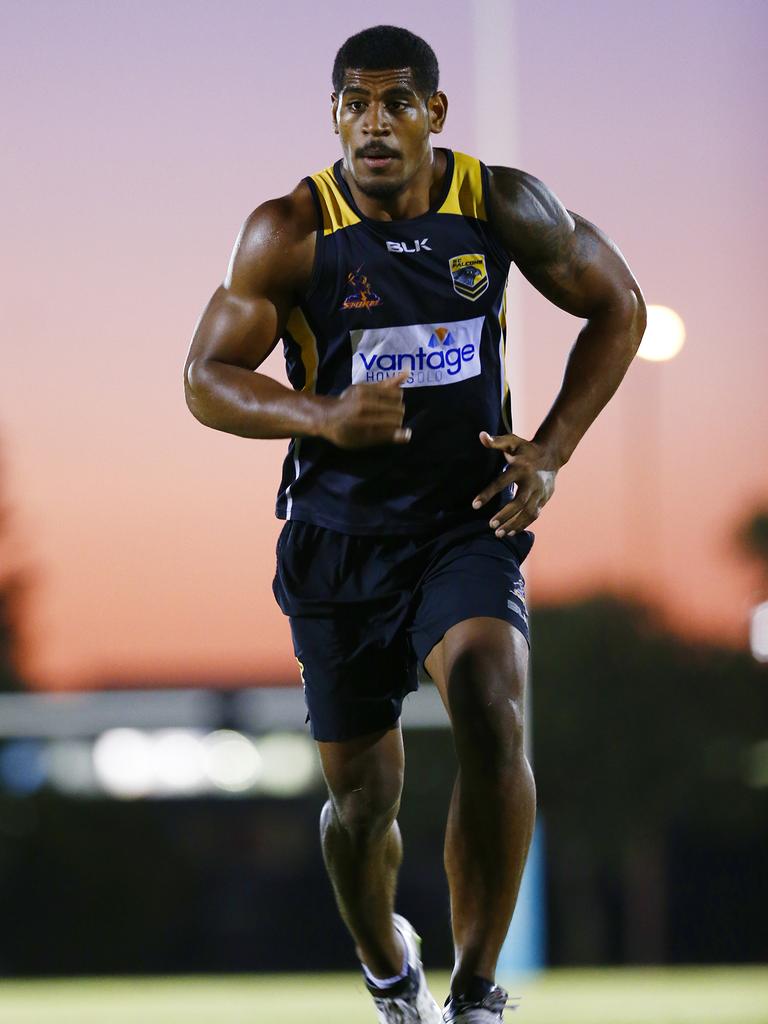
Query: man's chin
354,173,406,200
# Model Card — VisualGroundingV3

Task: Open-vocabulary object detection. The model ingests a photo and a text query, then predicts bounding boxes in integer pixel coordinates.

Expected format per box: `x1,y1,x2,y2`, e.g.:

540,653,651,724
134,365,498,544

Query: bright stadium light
151,729,207,795
750,601,768,662
637,304,686,362
256,732,320,797
203,730,262,793
93,728,154,799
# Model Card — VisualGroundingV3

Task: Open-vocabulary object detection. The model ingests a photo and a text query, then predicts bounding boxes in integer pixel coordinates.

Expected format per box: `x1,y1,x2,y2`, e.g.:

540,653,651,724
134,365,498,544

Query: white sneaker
442,985,520,1022
365,914,442,1023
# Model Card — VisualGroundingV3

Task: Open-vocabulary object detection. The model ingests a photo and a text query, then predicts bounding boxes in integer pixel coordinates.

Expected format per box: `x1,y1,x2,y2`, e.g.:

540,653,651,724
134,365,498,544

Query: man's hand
472,430,557,536
319,370,412,449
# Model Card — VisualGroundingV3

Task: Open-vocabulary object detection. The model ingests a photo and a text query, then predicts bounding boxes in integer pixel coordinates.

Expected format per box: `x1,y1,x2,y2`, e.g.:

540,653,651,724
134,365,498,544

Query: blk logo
386,239,432,253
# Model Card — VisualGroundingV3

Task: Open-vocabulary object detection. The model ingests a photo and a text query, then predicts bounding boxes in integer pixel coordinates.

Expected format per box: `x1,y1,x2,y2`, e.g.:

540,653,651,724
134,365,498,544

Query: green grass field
0,968,765,1023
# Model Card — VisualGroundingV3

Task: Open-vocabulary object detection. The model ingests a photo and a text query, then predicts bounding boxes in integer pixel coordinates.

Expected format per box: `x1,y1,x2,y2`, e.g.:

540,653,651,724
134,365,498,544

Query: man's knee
446,641,527,768
323,777,402,844
320,733,404,843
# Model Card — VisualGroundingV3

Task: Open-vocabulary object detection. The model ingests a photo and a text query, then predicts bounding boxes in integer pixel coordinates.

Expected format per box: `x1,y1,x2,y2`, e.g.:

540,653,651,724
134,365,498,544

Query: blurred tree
531,596,768,965
0,445,27,691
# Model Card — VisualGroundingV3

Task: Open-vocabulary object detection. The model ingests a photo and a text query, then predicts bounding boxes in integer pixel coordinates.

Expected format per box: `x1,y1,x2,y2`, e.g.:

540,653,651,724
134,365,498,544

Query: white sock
362,924,409,989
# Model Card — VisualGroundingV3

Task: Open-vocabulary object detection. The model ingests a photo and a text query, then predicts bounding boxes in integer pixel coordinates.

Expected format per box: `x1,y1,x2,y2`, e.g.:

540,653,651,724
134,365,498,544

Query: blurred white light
256,732,319,797
151,729,207,794
93,728,154,798
750,601,768,663
203,730,262,792
46,740,98,796
637,304,686,362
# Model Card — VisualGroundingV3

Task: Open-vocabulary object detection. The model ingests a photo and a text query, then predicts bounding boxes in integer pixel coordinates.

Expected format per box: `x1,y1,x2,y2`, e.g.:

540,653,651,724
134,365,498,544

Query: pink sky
1,1,766,688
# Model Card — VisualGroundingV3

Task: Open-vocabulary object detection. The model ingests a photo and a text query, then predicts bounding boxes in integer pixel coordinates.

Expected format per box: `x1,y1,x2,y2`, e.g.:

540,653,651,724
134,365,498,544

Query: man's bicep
187,284,285,375
489,167,638,319
515,214,634,319
186,201,300,377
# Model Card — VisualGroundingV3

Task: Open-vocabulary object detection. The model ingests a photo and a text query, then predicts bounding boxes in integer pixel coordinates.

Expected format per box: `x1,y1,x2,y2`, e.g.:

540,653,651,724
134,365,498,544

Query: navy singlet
275,148,515,535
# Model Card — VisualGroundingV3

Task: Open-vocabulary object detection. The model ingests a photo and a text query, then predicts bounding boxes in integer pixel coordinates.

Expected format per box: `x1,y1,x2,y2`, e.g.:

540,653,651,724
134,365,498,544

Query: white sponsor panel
350,315,484,389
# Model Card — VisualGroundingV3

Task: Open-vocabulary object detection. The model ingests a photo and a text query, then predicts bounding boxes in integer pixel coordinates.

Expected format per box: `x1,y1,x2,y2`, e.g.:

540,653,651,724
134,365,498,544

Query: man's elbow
627,286,647,353
608,285,646,354
184,357,216,428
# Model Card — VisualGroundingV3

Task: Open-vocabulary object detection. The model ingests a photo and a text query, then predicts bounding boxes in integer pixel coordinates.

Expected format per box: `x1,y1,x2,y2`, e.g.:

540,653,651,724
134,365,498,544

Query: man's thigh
409,525,533,693
273,521,421,743
424,616,529,713
289,610,417,743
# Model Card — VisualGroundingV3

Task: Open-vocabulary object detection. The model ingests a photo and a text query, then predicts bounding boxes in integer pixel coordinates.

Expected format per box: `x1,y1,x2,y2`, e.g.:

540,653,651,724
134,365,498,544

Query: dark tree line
737,505,768,585
531,587,768,965
0,446,26,691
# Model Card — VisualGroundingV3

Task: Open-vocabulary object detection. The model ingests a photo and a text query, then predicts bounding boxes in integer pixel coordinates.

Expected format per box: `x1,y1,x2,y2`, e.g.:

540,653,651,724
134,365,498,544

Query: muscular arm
184,183,410,448
473,167,646,535
490,166,646,467
184,184,327,439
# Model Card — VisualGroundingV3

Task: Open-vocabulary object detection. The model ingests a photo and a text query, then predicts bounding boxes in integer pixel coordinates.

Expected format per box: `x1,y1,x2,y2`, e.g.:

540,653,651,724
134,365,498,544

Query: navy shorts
272,519,533,743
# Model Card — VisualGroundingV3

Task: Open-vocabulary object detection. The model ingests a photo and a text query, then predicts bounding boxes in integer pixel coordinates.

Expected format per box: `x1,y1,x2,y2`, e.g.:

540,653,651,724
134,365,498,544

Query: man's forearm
532,291,646,467
185,359,330,439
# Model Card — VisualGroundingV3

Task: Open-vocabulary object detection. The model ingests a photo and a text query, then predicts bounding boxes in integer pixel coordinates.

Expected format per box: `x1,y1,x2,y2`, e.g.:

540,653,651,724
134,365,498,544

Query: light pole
621,304,687,590
472,0,546,980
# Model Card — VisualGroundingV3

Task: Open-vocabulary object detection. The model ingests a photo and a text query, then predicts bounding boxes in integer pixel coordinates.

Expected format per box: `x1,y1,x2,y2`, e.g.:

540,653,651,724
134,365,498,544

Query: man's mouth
358,149,399,169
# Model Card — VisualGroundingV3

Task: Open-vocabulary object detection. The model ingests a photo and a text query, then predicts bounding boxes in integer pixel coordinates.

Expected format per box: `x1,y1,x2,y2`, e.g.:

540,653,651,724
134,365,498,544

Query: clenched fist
319,370,412,449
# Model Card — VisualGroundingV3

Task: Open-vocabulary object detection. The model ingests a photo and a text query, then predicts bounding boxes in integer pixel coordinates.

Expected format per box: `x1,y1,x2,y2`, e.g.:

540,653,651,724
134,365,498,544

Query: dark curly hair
332,25,439,98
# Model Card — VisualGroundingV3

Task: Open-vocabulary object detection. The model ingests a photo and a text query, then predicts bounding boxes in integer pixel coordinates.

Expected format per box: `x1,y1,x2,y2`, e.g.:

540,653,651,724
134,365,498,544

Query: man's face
332,68,447,199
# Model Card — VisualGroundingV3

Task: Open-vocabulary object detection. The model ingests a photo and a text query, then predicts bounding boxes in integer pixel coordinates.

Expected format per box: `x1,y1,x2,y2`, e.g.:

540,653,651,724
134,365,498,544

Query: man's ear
331,92,339,134
428,90,448,135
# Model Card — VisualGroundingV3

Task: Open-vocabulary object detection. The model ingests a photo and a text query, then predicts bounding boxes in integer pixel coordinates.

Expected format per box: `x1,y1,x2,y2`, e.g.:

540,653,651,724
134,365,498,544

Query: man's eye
348,101,365,111
388,102,407,111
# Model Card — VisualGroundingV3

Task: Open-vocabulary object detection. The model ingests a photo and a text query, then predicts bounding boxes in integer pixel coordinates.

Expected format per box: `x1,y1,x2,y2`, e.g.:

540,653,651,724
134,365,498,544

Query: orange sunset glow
1,1,766,689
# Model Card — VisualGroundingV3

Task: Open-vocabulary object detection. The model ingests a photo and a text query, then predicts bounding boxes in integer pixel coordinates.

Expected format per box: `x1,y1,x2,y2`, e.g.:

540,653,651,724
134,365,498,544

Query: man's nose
363,102,389,134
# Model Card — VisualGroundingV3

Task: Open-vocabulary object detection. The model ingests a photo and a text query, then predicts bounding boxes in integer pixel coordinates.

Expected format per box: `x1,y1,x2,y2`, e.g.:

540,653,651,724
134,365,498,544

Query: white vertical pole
472,0,524,433
472,0,546,978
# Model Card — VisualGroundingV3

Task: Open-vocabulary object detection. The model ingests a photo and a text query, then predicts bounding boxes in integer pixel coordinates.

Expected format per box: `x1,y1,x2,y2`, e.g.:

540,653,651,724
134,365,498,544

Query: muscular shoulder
227,179,318,299
486,165,576,266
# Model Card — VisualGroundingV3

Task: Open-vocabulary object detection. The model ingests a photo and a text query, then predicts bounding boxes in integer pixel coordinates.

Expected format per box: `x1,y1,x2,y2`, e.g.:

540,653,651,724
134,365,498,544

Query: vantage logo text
350,316,484,389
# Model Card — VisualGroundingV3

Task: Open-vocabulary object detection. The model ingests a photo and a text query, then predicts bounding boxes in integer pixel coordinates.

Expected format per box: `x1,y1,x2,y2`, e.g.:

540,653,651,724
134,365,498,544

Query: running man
184,25,645,1024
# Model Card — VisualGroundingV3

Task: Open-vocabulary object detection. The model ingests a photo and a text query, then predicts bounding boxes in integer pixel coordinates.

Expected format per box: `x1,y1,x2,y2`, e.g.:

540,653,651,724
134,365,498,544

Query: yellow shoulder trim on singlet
498,289,512,433
310,166,361,235
285,306,319,392
437,151,487,220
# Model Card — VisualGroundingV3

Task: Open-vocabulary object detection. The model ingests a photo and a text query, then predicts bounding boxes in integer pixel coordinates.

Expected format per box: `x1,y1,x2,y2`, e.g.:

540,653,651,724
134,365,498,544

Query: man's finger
479,429,523,452
472,468,525,508
369,387,406,407
491,498,539,535
361,398,405,417
497,511,537,535
377,370,411,388
488,493,531,530
361,407,406,427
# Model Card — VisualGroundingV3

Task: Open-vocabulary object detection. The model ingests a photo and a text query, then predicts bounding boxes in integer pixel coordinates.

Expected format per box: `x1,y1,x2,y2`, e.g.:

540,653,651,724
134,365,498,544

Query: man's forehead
340,67,418,93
